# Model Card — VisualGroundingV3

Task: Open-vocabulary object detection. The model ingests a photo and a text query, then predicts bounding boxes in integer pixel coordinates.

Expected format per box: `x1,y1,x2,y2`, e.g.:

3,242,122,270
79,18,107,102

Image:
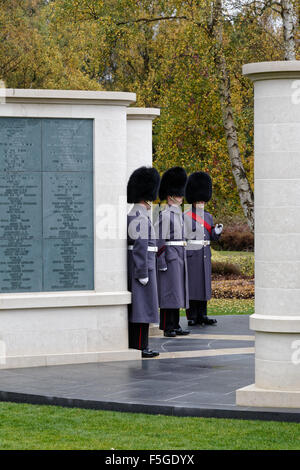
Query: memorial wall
0,89,159,369
0,117,94,293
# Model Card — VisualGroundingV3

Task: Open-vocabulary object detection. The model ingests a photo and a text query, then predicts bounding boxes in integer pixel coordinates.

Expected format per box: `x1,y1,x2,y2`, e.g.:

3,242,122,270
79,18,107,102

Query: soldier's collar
193,205,205,214
134,203,149,213
129,203,148,216
167,204,182,213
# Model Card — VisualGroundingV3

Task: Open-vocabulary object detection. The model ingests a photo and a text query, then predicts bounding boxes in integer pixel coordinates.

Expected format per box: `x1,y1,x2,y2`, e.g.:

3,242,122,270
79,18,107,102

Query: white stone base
0,349,140,370
236,384,300,408
0,298,141,369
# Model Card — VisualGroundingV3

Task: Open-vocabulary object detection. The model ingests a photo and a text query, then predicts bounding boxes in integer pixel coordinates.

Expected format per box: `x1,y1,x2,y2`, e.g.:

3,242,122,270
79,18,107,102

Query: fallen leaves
212,278,254,299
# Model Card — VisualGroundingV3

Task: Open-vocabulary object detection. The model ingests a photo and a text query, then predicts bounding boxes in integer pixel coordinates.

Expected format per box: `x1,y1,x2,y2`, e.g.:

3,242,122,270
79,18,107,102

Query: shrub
212,260,241,276
212,220,254,252
211,249,254,278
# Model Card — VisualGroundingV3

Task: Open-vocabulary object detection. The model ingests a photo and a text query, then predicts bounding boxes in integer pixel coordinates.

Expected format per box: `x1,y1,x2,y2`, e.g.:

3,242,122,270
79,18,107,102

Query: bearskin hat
127,166,160,203
185,171,212,203
159,166,187,201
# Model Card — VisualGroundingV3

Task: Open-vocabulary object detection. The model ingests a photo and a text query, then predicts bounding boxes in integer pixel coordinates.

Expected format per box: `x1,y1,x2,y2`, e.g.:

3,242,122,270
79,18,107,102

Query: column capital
243,61,300,82
127,108,160,121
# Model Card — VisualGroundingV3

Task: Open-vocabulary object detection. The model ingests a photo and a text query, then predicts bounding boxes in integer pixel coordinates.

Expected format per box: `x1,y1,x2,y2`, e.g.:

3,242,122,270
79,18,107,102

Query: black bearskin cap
127,166,160,203
159,166,187,201
185,171,212,203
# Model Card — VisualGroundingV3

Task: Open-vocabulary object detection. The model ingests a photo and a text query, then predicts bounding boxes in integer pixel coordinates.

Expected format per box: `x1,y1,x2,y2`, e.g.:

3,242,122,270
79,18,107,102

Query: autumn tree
230,0,298,60
1,0,299,226
0,0,100,89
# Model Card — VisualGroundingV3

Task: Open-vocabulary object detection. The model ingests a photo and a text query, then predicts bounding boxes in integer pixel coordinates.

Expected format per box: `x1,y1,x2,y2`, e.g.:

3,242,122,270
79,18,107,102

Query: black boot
142,348,160,358
174,327,190,335
164,330,176,337
200,316,217,326
197,301,217,326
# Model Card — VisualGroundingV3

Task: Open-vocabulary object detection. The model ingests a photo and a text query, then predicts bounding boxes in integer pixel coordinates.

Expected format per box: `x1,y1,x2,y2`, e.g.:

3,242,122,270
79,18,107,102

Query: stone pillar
126,107,161,337
236,61,300,407
126,108,160,178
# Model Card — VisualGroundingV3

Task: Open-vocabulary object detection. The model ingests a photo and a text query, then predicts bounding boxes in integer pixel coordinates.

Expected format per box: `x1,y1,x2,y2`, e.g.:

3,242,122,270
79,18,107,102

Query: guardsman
184,171,223,326
155,167,190,337
127,166,160,358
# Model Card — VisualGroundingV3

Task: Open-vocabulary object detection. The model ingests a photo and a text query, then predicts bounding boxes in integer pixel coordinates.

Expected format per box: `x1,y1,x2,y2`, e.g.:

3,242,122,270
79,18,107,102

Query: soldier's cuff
158,263,167,270
135,269,148,279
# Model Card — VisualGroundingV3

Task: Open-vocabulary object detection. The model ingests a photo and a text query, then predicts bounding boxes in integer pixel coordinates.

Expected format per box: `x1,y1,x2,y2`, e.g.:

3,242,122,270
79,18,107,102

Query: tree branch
115,15,189,26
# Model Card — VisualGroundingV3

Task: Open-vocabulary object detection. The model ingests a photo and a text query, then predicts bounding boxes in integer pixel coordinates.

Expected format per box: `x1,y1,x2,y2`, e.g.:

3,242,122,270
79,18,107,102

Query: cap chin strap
169,196,182,205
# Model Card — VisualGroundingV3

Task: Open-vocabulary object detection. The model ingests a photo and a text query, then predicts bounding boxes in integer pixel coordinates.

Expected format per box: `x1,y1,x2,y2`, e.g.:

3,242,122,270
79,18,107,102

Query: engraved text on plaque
0,117,94,293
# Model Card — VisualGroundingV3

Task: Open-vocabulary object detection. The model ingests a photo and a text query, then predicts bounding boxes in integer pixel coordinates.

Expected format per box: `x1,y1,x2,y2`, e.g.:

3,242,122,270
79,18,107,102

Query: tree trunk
210,0,255,232
281,0,297,60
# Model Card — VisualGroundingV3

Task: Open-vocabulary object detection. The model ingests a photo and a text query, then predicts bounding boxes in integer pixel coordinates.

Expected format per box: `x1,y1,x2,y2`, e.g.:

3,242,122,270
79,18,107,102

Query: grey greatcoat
184,206,220,301
127,204,159,324
155,204,189,309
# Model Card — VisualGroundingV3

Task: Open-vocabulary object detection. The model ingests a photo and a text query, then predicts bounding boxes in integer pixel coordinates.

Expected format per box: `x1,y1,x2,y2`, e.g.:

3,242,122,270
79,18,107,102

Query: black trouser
128,322,149,350
186,300,207,322
159,308,180,331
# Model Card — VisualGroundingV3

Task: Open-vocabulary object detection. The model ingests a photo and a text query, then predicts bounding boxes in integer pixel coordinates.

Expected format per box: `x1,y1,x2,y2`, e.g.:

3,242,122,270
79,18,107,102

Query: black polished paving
0,315,299,422
178,314,253,335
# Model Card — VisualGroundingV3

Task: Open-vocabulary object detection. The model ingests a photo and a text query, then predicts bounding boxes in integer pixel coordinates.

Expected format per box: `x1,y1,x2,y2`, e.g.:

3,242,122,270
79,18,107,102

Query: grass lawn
0,401,299,450
180,299,254,317
207,298,254,315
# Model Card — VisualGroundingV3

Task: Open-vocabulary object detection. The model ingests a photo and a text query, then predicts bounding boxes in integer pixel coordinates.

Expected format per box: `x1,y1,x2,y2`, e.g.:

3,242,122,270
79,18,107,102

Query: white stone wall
0,90,144,368
127,120,153,177
126,108,160,178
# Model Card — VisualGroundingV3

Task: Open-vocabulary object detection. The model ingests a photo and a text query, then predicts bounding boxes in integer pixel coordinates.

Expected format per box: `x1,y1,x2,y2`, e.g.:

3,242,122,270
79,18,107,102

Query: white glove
159,267,167,272
138,277,149,286
214,223,223,235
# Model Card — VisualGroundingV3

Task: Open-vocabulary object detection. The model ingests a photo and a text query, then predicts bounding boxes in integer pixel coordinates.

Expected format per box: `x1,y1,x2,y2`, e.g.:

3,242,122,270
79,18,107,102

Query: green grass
0,401,299,450
180,299,254,317
207,298,254,315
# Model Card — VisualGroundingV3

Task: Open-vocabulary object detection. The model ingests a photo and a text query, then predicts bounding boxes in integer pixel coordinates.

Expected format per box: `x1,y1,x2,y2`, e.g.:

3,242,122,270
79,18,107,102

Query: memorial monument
0,89,159,369
236,61,300,407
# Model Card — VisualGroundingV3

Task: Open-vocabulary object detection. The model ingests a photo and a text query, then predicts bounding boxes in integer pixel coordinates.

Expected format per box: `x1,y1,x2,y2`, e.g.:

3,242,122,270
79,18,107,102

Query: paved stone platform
0,315,299,422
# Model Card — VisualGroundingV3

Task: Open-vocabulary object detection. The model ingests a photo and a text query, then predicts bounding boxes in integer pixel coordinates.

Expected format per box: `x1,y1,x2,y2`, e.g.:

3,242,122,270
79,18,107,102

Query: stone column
126,107,161,336
126,108,160,178
236,61,300,407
